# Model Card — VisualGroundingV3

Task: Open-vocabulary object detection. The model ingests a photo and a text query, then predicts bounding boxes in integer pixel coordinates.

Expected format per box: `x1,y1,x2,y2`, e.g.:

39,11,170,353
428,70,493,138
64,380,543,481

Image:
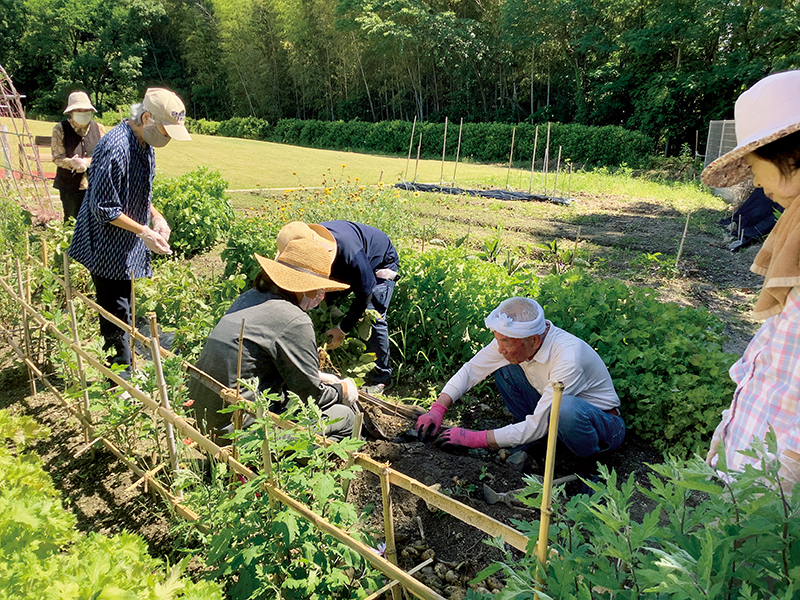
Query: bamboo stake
542,123,551,194
676,211,692,270
41,238,48,270
148,313,179,475
537,381,565,585
63,253,72,304
439,117,448,185
364,558,434,600
567,163,573,199
413,133,422,183
552,146,562,197
67,299,91,444
505,127,516,189
380,466,402,600
452,118,463,187
129,269,137,373
233,318,246,444
528,125,539,193
404,116,417,181
15,258,36,396
342,412,364,498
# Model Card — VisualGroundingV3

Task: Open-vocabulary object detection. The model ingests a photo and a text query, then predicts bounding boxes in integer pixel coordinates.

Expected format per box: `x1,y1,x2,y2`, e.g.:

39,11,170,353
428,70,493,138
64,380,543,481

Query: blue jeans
493,364,625,457
365,278,395,385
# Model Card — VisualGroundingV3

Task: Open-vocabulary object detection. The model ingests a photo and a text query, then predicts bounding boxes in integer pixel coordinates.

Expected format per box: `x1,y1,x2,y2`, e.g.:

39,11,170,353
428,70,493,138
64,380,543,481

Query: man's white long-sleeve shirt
441,322,620,447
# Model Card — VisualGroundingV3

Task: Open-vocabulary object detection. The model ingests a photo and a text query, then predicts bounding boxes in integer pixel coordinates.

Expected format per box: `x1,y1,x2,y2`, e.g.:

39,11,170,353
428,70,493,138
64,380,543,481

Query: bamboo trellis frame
0,244,570,596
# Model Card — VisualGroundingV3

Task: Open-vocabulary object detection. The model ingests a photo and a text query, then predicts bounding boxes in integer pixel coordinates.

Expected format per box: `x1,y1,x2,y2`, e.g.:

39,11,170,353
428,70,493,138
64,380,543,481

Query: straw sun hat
702,70,800,188
256,223,348,293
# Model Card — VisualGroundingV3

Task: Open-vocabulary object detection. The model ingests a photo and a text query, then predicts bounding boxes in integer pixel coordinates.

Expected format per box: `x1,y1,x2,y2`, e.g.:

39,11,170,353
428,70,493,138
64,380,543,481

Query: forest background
2,0,800,157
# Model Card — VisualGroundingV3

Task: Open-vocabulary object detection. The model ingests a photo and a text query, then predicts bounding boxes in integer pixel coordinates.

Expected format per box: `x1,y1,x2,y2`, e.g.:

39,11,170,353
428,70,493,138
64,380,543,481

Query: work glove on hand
137,225,172,255
69,156,88,172
416,402,448,441
325,325,346,349
151,215,171,241
435,427,488,449
339,377,359,408
318,371,342,385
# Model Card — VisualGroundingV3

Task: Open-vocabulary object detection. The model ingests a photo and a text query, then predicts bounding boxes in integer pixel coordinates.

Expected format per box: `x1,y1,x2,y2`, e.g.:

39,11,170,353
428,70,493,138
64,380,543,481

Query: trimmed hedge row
185,117,654,168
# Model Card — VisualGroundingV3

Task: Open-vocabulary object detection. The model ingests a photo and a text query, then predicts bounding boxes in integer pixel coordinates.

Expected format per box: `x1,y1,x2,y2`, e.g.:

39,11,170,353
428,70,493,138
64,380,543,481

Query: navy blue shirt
68,120,155,280
321,221,399,332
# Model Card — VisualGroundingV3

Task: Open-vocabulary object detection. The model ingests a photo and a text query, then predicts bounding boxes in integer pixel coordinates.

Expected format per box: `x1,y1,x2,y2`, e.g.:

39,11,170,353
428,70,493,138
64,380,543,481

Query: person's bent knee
323,404,356,441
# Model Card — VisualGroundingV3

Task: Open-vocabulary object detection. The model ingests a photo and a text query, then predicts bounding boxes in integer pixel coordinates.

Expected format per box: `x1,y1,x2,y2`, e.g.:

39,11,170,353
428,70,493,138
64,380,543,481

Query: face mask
142,121,171,147
299,289,325,311
71,112,93,126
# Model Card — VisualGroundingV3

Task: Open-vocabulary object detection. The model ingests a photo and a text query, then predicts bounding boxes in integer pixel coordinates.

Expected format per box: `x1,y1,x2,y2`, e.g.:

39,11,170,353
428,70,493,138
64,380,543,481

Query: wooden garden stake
567,163,573,199
404,116,417,181
257,406,278,509
67,299,91,444
63,253,72,303
129,269,137,373
439,117,448,184
542,122,551,193
41,238,48,269
528,125,539,193
380,466,402,600
537,380,565,586
342,412,364,498
148,313,179,475
505,126,516,189
413,132,422,183
452,118,463,187
552,146,562,197
676,211,692,270
15,258,36,395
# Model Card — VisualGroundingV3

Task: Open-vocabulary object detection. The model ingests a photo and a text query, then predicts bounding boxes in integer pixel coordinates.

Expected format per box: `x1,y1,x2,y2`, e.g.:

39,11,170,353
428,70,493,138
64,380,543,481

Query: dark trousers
493,364,625,457
60,189,85,222
365,279,396,385
91,273,132,375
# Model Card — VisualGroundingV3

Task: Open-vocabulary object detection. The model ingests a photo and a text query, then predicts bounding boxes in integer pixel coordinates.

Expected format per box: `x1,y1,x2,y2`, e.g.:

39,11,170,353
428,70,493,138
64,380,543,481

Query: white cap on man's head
143,88,191,141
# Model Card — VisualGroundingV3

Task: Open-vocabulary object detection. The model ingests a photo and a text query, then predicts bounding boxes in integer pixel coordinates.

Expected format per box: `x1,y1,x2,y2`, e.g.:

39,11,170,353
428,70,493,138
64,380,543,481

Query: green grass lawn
13,117,724,215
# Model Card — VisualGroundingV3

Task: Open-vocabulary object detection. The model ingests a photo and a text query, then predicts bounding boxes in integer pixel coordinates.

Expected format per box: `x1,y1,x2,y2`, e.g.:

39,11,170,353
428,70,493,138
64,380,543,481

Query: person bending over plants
415,297,625,465
277,220,399,396
188,223,358,444
702,70,800,493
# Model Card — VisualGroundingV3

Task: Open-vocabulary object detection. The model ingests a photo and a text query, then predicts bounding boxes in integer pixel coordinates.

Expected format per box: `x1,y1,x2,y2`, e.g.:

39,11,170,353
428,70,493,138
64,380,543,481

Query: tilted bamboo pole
15,258,36,395
148,312,179,475
451,118,463,187
404,116,417,181
380,466,403,600
439,117,448,185
537,381,565,584
413,132,422,183
505,127,516,189
129,269,137,373
528,125,539,193
552,146,562,197
66,298,91,444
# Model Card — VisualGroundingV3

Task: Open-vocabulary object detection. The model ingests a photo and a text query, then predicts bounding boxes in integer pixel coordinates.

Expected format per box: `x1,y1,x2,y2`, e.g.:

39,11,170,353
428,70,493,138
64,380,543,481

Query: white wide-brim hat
64,91,96,113
702,70,800,188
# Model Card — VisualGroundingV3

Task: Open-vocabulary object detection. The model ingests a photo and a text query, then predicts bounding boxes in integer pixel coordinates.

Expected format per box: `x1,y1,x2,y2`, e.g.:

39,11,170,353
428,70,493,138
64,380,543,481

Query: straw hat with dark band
702,71,800,188
255,239,349,294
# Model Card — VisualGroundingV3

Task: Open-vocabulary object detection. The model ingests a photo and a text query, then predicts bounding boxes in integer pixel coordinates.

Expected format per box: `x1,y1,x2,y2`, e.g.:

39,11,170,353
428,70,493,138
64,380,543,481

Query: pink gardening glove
416,402,448,441
435,427,488,449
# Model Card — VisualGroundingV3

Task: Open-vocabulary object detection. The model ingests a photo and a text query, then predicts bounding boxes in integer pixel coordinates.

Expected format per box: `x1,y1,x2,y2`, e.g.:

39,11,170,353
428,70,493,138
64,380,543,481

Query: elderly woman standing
702,70,800,492
188,222,359,443
51,91,106,221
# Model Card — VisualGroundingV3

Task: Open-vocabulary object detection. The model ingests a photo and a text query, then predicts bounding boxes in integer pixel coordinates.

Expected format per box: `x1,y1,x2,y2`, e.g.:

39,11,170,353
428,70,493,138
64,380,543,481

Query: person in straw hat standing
68,88,192,381
188,222,359,443
702,70,800,492
51,91,106,221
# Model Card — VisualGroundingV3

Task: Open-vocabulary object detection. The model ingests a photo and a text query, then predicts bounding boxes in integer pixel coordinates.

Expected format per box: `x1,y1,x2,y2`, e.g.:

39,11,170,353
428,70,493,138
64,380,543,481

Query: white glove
779,449,800,496
325,325,346,349
69,156,88,172
137,225,172,255
339,377,359,408
151,215,171,241
318,371,342,385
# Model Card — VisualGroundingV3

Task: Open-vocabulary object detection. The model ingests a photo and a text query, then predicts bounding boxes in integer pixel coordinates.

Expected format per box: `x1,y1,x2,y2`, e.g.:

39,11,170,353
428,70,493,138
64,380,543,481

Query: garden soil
1,189,763,597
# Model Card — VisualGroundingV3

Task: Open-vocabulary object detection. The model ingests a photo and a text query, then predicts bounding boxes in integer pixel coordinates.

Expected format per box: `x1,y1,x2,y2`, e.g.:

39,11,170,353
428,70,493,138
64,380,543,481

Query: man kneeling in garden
416,297,625,462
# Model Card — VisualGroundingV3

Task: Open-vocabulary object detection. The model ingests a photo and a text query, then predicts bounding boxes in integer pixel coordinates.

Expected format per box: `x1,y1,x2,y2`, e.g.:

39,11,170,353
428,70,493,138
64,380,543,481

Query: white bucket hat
702,70,800,188
64,91,96,113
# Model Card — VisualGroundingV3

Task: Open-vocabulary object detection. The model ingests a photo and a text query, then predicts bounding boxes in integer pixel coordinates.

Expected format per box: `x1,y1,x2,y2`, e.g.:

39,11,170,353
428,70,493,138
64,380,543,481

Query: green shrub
186,117,221,136
475,432,800,599
152,167,234,257
221,216,278,284
390,251,735,456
